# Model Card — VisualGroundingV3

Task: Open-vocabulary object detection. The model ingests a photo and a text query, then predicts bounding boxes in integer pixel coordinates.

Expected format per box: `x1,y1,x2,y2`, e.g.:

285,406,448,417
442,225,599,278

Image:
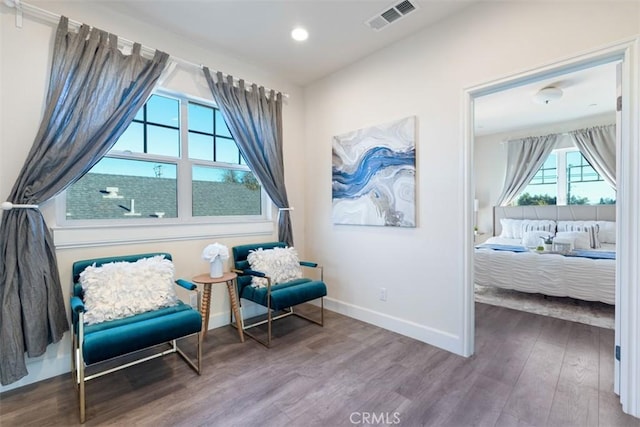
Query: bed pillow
521,220,556,236
499,219,521,239
555,231,591,250
80,255,178,325
596,221,616,244
521,230,553,248
247,247,302,288
557,222,600,248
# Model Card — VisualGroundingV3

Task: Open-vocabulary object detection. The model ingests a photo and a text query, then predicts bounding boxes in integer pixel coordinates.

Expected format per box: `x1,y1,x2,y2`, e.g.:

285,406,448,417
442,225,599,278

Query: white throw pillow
555,231,591,250
520,220,556,236
557,222,600,248
596,221,616,244
247,247,303,288
80,255,178,325
499,219,523,239
521,230,553,248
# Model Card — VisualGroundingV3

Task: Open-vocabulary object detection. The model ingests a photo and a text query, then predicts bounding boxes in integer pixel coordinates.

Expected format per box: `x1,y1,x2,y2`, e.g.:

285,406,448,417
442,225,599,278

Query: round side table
192,272,244,342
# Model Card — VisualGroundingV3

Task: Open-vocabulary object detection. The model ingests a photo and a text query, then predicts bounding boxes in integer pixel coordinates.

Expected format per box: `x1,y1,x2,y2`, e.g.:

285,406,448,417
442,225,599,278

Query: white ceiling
24,1,617,134
474,61,618,137
99,0,475,86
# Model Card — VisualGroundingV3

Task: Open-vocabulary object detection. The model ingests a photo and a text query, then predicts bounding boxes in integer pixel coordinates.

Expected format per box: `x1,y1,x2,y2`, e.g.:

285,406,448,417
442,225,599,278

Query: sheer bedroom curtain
495,134,559,206
202,69,293,246
0,17,168,385
570,124,616,188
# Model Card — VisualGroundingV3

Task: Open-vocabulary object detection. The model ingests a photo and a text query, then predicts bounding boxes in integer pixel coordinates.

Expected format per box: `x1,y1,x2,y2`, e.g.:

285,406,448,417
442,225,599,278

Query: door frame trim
461,37,640,416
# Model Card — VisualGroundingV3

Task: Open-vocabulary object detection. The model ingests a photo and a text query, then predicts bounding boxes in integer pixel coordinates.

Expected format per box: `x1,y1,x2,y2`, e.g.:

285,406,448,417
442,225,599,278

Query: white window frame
52,89,273,248
519,147,613,206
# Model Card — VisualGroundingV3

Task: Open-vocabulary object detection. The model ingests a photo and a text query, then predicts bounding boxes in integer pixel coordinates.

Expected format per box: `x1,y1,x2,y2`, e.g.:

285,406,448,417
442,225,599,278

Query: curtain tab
109,34,118,49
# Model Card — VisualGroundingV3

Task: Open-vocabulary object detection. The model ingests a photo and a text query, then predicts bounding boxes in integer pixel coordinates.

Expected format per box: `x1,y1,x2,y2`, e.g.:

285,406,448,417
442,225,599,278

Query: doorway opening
462,40,639,416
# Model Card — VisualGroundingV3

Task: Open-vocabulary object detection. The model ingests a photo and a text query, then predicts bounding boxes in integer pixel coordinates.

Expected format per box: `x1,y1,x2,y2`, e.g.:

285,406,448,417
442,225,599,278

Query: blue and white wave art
332,116,416,227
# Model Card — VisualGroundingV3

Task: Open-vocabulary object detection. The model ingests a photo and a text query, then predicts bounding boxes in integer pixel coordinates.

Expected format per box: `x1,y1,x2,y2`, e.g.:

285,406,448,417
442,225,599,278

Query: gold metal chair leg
267,294,272,348
78,346,85,422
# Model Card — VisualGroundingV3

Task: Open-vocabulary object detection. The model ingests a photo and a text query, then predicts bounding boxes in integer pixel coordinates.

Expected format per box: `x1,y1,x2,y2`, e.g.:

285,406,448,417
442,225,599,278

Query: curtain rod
3,0,289,98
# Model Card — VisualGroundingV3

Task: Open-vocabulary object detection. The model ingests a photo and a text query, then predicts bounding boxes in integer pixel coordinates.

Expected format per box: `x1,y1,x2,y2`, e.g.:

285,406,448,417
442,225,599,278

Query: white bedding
475,237,615,304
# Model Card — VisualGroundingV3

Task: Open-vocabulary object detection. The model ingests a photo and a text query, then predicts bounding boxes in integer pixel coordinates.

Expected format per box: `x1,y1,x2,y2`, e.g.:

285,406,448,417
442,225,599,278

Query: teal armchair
232,242,327,347
71,253,202,423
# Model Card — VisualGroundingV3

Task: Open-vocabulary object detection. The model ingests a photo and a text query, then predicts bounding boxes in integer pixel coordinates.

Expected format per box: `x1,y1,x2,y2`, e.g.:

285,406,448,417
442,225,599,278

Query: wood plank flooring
1,303,638,426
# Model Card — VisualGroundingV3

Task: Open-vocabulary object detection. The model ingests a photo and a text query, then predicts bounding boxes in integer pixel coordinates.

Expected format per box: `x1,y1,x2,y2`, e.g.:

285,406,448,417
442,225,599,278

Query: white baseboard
323,297,463,355
0,348,71,394
205,301,267,330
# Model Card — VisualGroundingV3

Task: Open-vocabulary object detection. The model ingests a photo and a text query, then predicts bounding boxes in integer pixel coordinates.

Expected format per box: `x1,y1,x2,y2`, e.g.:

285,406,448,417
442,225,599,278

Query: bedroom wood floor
1,303,638,427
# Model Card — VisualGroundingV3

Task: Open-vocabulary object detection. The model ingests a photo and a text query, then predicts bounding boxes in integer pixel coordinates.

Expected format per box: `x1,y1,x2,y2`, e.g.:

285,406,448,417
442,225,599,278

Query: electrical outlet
379,287,387,301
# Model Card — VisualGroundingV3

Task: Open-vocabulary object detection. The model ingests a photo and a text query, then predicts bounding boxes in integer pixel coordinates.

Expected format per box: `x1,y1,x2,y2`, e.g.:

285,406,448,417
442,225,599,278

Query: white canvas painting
332,116,416,227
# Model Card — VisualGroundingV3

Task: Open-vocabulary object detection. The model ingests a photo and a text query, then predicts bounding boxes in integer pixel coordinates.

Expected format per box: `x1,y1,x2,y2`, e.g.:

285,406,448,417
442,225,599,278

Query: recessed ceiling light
291,27,309,42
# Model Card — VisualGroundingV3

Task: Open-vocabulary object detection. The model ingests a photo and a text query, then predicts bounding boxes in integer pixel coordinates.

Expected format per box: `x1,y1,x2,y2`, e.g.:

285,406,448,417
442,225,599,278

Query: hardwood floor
1,303,638,426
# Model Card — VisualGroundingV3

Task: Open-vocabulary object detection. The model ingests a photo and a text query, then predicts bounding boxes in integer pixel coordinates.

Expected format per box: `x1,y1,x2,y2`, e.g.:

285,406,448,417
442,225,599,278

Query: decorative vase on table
202,242,229,279
209,258,223,278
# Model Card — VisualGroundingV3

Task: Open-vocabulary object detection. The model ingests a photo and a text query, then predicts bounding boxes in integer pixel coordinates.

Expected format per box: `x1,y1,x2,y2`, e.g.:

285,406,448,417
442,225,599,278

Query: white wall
475,112,616,234
2,0,639,395
0,2,306,392
303,1,639,354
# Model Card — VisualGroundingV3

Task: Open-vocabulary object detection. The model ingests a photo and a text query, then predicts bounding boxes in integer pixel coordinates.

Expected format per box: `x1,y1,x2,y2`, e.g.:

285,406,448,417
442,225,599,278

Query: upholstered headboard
493,205,616,236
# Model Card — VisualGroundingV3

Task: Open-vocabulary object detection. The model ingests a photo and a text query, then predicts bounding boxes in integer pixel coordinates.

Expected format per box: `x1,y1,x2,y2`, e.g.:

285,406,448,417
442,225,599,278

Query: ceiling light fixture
532,86,563,105
291,27,308,42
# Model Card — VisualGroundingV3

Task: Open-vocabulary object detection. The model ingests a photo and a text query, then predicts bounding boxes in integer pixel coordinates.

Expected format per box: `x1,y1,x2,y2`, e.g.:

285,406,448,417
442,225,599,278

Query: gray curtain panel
203,69,293,246
570,124,616,188
495,134,559,206
0,17,168,385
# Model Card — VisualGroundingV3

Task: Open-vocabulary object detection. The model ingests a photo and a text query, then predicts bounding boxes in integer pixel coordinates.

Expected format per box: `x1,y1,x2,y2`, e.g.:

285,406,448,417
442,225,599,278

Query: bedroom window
62,92,264,222
516,149,615,206
516,153,558,205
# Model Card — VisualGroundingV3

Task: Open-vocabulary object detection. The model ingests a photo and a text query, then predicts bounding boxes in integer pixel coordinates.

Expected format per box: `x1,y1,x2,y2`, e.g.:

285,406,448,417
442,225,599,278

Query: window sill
52,220,274,249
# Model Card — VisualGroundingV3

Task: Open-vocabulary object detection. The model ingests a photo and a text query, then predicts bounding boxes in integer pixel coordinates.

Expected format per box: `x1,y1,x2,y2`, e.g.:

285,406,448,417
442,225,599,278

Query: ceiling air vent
395,0,416,15
366,0,419,31
381,8,401,24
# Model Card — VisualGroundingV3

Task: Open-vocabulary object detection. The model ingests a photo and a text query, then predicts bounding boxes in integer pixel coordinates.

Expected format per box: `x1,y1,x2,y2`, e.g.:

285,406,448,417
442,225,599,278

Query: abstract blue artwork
332,116,416,227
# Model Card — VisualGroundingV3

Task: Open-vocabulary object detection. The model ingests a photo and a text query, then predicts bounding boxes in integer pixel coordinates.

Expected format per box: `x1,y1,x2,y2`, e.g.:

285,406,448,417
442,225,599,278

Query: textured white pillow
555,231,591,250
596,221,616,244
247,247,302,288
557,222,600,248
499,219,523,238
521,220,556,235
80,256,178,325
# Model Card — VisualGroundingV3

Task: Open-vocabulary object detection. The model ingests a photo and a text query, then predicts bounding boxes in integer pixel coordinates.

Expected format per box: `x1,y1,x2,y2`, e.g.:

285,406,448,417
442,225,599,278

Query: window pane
565,150,612,204
568,179,616,205
134,108,144,121
516,183,557,205
566,151,582,167
188,103,214,134
543,153,557,169
188,132,214,161
147,125,180,157
146,95,179,126
110,122,143,153
66,157,177,219
216,137,240,164
192,166,261,216
215,109,232,138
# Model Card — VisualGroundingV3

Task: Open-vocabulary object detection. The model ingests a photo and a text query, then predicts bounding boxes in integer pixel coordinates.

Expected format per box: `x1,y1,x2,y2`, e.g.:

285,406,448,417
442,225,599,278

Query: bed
474,205,616,304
